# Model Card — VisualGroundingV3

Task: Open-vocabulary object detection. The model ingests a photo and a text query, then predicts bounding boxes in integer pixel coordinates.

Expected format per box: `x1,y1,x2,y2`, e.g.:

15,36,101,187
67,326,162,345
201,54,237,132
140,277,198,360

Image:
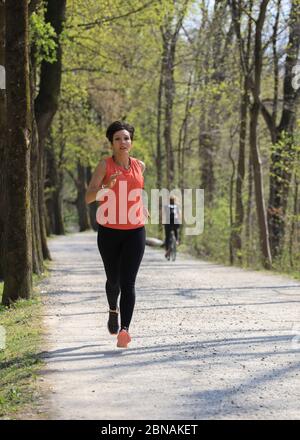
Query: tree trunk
231,84,248,264
197,27,213,201
199,131,215,205
34,0,66,259
35,0,66,144
231,0,252,264
156,56,163,190
161,3,188,188
289,173,298,268
202,0,229,205
231,0,271,268
0,0,5,281
229,140,236,265
250,0,272,269
76,162,90,232
249,101,272,269
178,72,193,192
30,53,43,275
86,166,98,231
29,1,45,275
162,31,175,188
245,148,253,265
2,0,32,305
45,140,65,235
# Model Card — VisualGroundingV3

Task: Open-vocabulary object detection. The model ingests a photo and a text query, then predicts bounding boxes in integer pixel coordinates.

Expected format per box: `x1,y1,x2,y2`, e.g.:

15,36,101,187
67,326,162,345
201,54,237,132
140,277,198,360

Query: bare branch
69,1,156,30
62,67,114,74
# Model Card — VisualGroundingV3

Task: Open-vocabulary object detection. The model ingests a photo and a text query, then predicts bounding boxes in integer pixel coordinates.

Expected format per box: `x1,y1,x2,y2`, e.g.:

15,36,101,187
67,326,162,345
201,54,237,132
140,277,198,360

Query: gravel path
37,231,300,420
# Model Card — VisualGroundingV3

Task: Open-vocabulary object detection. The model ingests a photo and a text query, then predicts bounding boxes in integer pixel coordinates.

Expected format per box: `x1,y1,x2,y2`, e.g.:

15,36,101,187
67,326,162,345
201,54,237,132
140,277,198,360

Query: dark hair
106,121,135,144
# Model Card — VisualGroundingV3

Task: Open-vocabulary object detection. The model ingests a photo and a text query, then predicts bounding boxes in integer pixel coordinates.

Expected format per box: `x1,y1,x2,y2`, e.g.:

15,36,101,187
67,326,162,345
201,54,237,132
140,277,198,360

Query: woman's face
112,129,132,155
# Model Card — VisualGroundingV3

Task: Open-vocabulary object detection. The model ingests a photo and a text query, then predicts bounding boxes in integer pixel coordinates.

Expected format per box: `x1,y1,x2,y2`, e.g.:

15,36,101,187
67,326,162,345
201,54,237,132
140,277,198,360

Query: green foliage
30,7,57,65
37,0,300,274
191,198,231,263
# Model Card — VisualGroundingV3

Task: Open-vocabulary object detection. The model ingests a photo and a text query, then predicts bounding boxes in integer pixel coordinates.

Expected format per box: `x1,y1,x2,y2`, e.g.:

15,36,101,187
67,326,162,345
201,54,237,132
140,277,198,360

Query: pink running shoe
117,329,131,348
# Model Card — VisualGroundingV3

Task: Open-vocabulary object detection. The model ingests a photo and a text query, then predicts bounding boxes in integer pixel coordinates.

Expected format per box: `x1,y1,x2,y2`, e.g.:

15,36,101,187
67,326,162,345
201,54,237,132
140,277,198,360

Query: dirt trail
37,231,300,420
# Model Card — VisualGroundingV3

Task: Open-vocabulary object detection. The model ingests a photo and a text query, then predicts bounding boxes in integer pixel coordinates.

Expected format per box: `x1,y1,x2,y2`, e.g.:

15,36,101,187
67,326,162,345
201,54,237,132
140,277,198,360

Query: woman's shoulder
96,156,115,174
131,157,145,173
99,156,113,167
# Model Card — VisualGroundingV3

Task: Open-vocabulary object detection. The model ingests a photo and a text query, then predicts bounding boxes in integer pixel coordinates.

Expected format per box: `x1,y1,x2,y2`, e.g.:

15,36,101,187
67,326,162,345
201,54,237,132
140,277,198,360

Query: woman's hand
96,171,123,201
104,171,122,189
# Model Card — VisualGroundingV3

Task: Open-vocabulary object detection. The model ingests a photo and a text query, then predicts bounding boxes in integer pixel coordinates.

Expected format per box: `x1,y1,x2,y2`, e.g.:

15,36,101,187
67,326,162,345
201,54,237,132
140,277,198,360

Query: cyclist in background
163,195,180,259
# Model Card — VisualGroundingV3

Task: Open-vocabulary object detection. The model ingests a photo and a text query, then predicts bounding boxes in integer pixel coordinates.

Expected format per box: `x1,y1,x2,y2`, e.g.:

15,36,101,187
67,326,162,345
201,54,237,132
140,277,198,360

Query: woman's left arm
138,160,150,218
138,160,146,174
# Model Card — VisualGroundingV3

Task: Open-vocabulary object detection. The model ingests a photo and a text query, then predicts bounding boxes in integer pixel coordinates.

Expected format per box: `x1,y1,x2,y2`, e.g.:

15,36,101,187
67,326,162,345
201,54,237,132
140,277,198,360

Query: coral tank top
96,156,145,230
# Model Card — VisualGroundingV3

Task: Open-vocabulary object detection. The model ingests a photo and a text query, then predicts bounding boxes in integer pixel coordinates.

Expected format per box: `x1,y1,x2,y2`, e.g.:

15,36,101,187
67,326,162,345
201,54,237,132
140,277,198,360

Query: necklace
113,155,131,170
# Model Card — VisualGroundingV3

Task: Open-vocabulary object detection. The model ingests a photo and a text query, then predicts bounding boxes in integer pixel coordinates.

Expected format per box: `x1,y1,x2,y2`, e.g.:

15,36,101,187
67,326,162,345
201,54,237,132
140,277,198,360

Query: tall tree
156,56,164,191
30,2,44,275
34,0,66,259
0,0,5,281
197,0,233,205
231,0,272,269
249,0,272,269
260,0,300,258
2,0,32,305
161,0,189,188
230,0,253,264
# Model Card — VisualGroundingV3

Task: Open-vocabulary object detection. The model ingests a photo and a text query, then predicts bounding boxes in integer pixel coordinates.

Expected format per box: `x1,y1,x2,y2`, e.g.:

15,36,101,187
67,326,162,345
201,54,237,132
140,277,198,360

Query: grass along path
0,273,47,419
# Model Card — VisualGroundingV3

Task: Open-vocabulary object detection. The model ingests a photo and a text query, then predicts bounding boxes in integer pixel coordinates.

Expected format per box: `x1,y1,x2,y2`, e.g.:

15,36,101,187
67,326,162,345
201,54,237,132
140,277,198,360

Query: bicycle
166,230,177,261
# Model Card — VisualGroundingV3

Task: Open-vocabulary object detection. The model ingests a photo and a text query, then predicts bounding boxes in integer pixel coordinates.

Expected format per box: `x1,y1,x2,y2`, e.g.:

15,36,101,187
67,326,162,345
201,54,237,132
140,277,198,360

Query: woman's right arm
85,159,106,205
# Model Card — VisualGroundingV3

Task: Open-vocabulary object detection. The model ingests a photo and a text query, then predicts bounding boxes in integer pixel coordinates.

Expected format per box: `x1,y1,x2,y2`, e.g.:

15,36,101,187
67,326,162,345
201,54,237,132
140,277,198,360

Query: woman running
85,121,146,348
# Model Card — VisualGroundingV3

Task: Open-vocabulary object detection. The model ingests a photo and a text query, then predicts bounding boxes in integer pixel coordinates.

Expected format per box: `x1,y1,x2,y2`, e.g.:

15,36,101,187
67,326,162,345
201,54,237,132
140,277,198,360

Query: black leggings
97,225,145,330
164,224,179,250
